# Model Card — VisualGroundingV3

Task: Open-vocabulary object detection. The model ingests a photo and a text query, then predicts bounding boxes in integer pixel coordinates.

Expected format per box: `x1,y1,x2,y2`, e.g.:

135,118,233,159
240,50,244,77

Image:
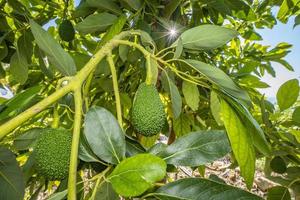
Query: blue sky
258,14,300,98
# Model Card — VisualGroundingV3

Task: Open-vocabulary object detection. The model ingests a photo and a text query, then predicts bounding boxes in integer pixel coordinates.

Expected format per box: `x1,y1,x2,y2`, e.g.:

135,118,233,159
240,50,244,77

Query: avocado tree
0,0,300,199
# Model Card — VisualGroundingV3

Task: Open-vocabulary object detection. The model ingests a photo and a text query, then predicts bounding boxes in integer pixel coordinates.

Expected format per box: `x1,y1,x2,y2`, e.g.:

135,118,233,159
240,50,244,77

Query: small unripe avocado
58,20,75,42
34,128,72,180
131,83,166,136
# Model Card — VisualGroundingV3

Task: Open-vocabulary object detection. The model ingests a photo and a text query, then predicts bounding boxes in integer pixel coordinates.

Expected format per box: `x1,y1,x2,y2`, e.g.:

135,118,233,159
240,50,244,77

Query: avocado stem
145,54,153,85
107,52,123,127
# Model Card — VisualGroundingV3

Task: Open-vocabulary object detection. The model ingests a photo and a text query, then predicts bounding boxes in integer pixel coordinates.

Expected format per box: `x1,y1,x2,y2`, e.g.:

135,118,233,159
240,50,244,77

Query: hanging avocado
34,128,72,180
131,83,166,136
58,20,75,42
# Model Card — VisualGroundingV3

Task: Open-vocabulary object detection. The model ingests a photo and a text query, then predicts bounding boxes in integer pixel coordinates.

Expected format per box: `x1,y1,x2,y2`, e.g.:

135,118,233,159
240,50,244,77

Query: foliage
0,0,300,199
0,147,25,200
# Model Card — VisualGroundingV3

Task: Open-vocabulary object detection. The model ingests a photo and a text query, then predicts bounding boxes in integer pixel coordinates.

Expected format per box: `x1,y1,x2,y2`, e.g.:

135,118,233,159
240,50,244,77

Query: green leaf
174,25,238,50
156,131,231,166
139,30,156,50
276,79,299,111
119,45,129,62
222,96,271,156
95,15,127,51
13,128,43,150
185,59,250,104
0,147,25,200
182,81,199,111
294,14,300,28
209,174,226,184
198,165,206,177
71,52,91,71
94,182,118,200
0,86,42,121
36,48,55,79
86,0,122,15
148,143,167,155
30,20,76,76
290,130,300,143
73,0,97,18
174,37,183,59
173,113,192,137
122,0,142,11
96,59,111,76
75,13,117,34
152,178,262,200
201,0,231,15
48,190,68,200
84,107,125,164
243,30,262,41
292,106,300,123
274,59,294,71
286,166,300,179
263,42,291,61
0,41,8,61
108,154,166,197
164,0,182,19
277,0,291,23
267,186,291,200
239,75,270,88
17,31,33,63
220,99,255,188
7,0,29,16
125,136,146,157
11,32,32,83
140,134,159,148
9,50,28,84
78,134,101,163
210,91,223,126
21,152,36,184
161,71,182,119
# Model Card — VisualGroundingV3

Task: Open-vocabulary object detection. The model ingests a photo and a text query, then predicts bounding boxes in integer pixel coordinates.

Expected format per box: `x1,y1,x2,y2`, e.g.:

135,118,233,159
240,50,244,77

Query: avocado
59,20,75,42
131,83,166,136
34,128,72,180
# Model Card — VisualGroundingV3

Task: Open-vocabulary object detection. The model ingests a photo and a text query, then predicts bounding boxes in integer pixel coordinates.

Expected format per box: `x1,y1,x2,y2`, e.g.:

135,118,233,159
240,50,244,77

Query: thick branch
67,86,83,200
0,83,73,140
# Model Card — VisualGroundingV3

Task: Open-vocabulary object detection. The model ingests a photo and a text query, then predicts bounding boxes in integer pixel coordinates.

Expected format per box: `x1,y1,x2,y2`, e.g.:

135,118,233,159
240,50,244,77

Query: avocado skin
34,128,72,180
131,83,166,136
59,20,75,42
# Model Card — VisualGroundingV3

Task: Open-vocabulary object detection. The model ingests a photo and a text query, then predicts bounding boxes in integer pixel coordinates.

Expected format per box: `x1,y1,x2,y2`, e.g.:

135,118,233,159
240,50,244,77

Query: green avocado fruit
58,20,75,42
34,128,72,180
131,83,166,136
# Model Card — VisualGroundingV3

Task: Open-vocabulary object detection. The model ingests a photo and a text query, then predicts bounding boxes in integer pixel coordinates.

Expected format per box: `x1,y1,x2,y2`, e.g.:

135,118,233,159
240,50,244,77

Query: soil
168,157,278,199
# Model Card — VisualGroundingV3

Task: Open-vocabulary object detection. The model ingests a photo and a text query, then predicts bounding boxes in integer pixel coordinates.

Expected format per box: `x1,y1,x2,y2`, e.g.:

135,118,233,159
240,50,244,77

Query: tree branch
67,85,83,200
107,53,123,126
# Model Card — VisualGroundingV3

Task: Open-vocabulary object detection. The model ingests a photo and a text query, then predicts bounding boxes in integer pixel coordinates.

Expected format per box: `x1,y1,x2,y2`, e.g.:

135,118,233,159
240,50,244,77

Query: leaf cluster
0,0,299,200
